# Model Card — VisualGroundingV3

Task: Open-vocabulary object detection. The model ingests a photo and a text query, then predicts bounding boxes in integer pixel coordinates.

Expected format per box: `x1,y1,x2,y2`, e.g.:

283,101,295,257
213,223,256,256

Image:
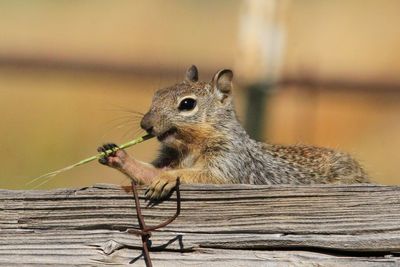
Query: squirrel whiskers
98,65,369,200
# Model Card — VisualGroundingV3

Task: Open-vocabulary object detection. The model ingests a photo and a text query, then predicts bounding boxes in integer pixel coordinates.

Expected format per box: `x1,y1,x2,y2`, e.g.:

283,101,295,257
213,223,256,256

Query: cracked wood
0,183,400,266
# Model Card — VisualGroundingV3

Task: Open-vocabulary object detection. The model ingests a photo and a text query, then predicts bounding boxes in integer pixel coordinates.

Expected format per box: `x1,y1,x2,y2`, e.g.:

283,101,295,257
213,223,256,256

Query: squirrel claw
98,157,108,165
97,143,127,168
97,146,108,165
98,143,119,157
145,175,177,200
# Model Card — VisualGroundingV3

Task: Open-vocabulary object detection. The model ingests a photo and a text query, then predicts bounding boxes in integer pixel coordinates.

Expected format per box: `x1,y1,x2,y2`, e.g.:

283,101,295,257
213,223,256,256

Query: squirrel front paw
97,143,129,169
145,174,178,200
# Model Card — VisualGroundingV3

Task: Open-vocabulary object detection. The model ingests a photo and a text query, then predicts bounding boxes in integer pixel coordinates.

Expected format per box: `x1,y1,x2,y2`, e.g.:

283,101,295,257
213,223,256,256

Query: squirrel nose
140,113,154,134
144,126,154,134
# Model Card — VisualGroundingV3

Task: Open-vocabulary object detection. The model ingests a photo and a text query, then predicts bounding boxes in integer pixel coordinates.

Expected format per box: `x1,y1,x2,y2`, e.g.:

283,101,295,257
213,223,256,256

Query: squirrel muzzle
140,112,154,135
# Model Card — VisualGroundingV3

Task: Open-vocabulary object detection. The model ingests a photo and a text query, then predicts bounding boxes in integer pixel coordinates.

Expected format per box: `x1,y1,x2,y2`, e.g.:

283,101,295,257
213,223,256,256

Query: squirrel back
141,65,369,185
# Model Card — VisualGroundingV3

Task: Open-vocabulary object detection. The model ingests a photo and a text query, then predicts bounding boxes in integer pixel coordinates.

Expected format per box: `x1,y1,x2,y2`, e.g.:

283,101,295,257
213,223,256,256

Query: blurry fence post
236,0,289,141
244,83,270,141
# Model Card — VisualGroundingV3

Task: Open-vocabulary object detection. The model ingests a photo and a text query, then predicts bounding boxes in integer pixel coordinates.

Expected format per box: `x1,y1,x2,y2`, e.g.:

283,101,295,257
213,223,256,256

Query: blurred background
1,0,399,189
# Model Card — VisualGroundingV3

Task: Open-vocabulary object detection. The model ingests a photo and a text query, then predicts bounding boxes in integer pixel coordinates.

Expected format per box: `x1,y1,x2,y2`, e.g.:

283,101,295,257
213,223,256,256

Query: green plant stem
27,134,154,189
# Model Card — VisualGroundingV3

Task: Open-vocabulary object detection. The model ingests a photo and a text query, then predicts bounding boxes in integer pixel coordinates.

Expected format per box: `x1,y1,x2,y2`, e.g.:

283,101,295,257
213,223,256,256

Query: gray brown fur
99,65,369,199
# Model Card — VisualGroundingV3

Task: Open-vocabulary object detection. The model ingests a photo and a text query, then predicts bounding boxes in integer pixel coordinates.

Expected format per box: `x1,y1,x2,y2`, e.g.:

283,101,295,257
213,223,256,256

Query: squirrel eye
178,98,197,111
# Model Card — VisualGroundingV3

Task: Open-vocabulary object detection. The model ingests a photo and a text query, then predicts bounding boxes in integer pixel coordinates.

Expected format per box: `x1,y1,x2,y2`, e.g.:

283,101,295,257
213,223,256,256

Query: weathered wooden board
0,184,399,266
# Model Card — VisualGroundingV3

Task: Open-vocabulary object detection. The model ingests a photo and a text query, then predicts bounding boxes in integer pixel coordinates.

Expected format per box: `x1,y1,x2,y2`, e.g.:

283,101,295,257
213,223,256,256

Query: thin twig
130,181,152,267
27,134,154,188
146,180,181,232
129,178,181,267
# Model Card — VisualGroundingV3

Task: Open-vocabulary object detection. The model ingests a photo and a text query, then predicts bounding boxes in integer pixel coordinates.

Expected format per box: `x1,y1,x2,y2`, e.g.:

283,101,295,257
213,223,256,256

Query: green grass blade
27,134,154,188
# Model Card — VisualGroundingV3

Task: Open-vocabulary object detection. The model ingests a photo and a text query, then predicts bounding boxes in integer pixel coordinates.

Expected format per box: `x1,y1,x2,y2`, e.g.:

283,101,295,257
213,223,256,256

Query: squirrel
98,65,369,200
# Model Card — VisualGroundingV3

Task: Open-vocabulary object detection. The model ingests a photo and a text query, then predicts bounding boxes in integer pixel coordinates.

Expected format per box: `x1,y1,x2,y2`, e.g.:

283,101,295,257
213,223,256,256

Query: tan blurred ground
0,1,399,189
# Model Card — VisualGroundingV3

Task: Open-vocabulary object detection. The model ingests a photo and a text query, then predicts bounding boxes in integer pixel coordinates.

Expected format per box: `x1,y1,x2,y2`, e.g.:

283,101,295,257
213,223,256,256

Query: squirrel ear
185,65,199,82
212,69,233,95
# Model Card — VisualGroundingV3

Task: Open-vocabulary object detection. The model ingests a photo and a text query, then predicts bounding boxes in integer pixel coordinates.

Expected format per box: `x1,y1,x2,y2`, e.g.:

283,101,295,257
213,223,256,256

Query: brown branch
128,178,181,267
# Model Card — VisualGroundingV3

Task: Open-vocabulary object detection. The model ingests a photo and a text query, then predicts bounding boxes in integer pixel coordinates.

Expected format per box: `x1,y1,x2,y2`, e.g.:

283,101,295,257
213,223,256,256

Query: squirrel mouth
157,127,177,141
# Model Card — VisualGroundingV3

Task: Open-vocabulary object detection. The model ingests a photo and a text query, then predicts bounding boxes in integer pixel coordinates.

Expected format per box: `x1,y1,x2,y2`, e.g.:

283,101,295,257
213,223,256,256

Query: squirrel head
140,65,235,148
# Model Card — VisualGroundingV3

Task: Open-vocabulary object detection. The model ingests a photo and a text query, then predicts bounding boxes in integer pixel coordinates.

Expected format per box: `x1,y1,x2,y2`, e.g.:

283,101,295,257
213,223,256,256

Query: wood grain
1,183,399,266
